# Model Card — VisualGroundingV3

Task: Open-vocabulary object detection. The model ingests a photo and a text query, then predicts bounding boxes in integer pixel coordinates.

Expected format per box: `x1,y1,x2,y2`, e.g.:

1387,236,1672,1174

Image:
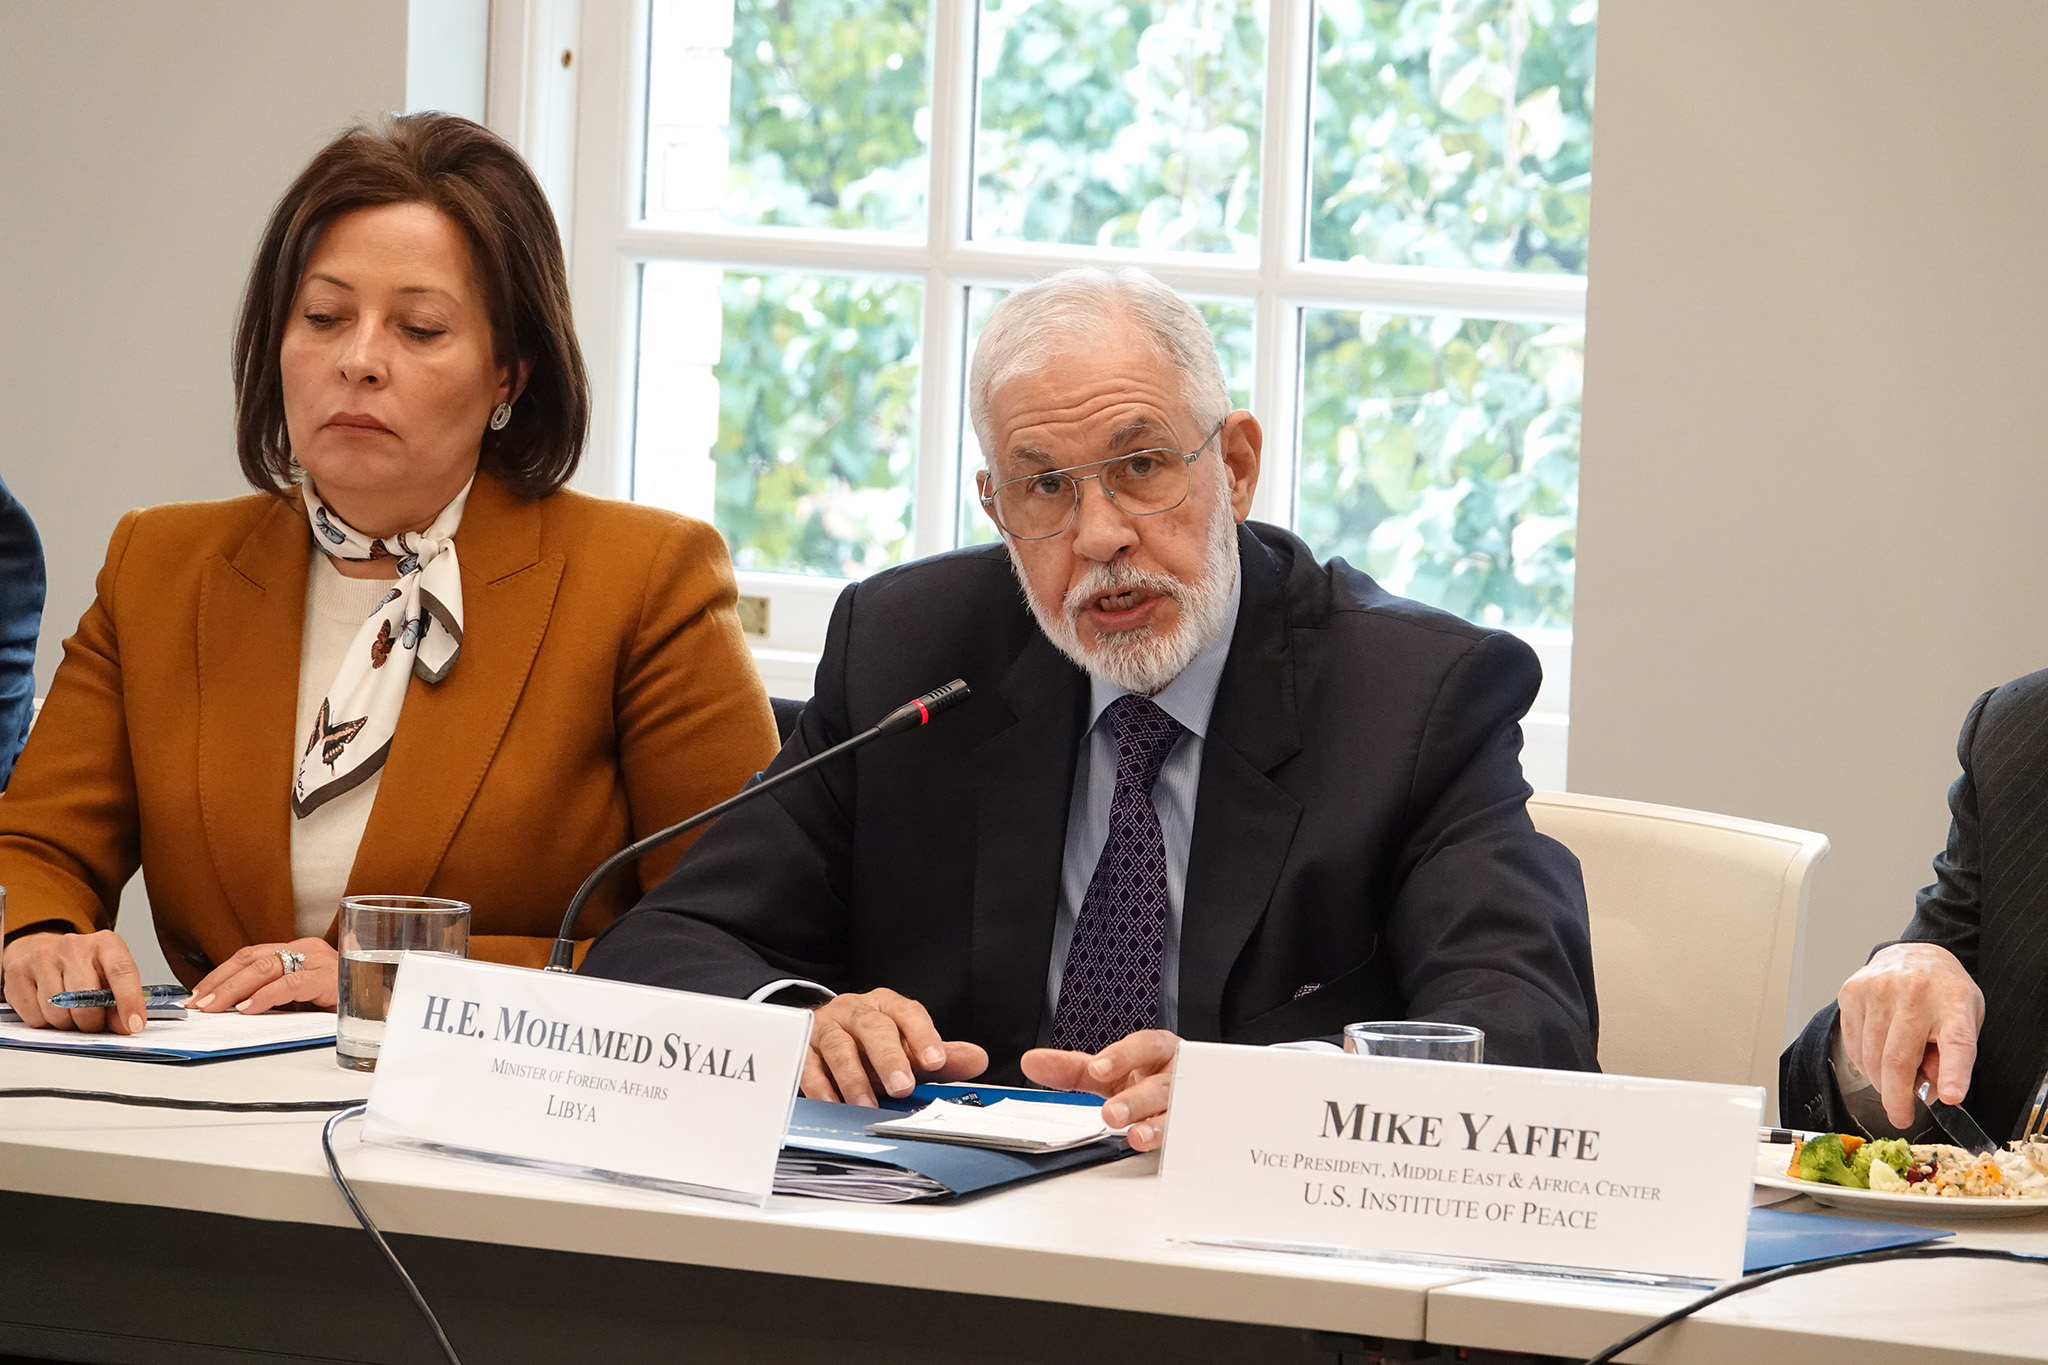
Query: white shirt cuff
750,978,834,1008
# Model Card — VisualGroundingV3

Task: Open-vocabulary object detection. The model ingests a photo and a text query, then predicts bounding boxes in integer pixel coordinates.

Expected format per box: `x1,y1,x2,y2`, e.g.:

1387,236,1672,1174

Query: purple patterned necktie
1050,694,1184,1054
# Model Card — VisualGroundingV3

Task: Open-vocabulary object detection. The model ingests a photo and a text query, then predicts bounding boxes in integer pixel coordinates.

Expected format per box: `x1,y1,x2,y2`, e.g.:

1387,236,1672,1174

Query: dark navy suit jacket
584,523,1598,1081
0,475,43,791
1784,670,2048,1140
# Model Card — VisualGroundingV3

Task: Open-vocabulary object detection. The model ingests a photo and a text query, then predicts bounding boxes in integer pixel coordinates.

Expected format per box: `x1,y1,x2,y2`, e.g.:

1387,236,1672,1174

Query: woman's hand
188,938,340,1014
0,930,149,1032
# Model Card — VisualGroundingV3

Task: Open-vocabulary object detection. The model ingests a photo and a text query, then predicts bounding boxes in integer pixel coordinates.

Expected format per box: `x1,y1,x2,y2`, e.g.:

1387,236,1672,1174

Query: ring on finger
276,949,306,975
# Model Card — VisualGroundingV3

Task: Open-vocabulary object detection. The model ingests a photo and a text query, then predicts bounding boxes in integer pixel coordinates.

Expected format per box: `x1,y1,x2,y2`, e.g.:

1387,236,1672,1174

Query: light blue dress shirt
1040,569,1243,1042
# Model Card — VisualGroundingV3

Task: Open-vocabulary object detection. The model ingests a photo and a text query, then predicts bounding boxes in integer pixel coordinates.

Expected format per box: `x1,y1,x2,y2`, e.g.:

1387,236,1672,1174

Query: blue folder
780,1095,1134,1202
1744,1206,1951,1273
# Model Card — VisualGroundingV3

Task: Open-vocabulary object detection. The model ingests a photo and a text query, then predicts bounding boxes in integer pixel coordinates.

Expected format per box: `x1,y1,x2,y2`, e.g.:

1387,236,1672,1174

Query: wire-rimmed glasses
980,420,1224,541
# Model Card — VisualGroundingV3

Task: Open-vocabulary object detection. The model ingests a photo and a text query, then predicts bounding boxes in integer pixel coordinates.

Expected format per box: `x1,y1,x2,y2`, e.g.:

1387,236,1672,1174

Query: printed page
868,1097,1121,1152
0,1010,336,1056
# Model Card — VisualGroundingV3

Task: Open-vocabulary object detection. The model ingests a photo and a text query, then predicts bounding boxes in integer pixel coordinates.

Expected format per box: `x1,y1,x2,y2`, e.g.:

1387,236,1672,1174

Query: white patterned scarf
292,479,470,817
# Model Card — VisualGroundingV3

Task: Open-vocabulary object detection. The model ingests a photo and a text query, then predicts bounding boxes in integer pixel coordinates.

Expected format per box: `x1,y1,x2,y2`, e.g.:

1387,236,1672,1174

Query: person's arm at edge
1834,689,1989,1127
579,577,866,995
611,514,780,895
1381,629,1598,1071
0,476,45,790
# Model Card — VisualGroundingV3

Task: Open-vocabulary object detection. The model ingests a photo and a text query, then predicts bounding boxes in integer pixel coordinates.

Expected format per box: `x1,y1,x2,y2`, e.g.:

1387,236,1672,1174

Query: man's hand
1839,942,1985,1128
188,939,340,1015
1021,1029,1179,1152
0,930,148,1033
803,988,988,1106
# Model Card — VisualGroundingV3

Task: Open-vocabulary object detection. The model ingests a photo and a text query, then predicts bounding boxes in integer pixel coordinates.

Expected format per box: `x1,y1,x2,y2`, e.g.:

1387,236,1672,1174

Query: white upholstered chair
1528,791,1829,1114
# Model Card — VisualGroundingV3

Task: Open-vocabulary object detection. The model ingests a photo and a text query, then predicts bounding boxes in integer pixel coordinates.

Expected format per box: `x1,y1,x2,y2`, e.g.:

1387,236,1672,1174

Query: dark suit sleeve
579,582,863,997
0,477,45,791
1781,688,1992,1128
1896,689,1990,969
1381,631,1599,1070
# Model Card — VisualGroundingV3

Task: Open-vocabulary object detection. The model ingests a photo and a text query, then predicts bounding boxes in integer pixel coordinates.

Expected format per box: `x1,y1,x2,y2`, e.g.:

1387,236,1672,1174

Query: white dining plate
1755,1143,2048,1220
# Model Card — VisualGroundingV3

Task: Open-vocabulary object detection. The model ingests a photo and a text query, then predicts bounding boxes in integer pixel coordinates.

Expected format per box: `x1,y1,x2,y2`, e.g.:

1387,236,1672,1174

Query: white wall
0,1,441,979
1569,3,2048,1036
1,0,411,695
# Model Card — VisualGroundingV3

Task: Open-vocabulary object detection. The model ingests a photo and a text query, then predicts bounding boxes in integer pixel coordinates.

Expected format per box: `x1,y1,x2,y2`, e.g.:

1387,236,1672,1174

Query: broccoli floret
1852,1138,1914,1183
1797,1133,1867,1188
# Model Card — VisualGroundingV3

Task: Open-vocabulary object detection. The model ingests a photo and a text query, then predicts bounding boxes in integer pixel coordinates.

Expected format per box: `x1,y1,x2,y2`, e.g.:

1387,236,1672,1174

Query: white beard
1010,500,1239,696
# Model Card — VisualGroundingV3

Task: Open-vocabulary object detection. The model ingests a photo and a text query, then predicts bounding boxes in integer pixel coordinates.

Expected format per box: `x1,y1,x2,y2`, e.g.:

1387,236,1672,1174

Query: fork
2024,1068,2048,1143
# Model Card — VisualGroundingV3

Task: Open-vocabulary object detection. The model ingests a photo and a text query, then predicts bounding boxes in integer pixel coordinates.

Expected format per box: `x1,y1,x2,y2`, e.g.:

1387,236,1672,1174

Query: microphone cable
1581,1243,2048,1363
0,1087,461,1365
321,1104,462,1365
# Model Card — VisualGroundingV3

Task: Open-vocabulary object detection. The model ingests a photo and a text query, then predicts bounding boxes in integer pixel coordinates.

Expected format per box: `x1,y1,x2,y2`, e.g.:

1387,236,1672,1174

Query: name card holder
1160,1041,1762,1285
363,956,811,1206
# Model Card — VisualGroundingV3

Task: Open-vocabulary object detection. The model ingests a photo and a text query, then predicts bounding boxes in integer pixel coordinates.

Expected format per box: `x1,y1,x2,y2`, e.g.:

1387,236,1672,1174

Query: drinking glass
1343,1021,1485,1064
336,896,469,1072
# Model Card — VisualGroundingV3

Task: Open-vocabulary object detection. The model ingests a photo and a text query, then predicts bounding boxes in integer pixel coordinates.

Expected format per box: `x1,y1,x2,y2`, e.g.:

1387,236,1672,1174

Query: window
557,0,1593,780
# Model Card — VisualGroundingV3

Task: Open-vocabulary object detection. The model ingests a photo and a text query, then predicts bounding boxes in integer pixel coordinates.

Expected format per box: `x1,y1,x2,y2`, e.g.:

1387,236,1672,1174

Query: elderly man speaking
584,268,1597,1149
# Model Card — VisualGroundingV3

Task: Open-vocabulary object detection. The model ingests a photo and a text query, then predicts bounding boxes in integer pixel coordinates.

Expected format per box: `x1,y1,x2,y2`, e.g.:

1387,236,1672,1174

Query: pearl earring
489,402,512,431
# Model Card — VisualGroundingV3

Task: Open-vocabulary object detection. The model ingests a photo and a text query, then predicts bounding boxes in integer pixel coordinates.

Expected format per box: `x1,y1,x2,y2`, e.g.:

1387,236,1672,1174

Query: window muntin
617,0,1593,632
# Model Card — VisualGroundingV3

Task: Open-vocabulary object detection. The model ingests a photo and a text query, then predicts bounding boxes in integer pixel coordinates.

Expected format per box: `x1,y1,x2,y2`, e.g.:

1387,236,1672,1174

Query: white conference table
1,1042,2045,1365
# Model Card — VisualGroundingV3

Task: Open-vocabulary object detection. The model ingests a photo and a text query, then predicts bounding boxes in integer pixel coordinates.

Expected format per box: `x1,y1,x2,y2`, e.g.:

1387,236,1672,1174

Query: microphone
543,679,972,972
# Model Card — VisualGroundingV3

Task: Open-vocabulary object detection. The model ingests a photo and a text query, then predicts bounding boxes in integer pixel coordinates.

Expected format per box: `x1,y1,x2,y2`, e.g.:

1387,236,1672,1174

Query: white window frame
496,0,1582,780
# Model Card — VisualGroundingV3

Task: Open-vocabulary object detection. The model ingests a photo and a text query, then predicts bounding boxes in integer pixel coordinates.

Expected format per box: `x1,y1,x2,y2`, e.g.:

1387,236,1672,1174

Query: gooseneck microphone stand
542,679,971,972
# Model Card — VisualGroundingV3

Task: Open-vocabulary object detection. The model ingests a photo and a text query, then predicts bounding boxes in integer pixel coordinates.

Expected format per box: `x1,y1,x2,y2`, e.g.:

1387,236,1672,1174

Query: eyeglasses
980,421,1225,542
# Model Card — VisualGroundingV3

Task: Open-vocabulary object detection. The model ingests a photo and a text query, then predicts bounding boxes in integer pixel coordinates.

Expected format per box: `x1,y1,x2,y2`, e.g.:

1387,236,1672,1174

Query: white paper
0,1010,336,1057
868,1098,1120,1152
362,957,811,1205
1160,1041,1762,1284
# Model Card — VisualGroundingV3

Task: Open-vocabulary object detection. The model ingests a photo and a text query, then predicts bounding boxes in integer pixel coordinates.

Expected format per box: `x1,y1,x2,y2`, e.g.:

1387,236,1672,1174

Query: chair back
1528,791,1828,1113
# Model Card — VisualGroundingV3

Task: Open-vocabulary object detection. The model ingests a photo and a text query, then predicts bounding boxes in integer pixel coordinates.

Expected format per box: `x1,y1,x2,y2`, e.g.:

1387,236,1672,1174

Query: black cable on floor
1583,1244,2048,1364
2,1087,460,1365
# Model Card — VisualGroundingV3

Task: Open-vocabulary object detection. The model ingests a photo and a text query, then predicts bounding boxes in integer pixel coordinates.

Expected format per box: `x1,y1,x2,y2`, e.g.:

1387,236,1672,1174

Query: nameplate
362,957,811,1205
1160,1042,1762,1283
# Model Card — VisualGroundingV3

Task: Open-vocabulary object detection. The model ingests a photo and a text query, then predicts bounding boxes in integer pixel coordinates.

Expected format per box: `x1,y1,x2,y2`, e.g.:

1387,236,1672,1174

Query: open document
866,1097,1123,1152
0,1010,336,1063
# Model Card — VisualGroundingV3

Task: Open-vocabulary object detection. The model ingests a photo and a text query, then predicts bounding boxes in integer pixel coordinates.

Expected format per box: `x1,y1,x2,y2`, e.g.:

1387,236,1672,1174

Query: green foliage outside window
713,272,923,577
1302,0,1594,626
975,0,1266,252
1298,312,1581,628
724,0,930,233
1311,0,1595,270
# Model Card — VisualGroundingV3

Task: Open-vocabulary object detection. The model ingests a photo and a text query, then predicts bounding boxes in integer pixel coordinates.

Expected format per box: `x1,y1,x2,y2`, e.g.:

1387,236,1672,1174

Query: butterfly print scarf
292,478,471,818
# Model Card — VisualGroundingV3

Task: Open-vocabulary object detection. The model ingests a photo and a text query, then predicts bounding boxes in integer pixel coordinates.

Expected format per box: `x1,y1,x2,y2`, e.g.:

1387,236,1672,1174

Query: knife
1916,1079,1999,1155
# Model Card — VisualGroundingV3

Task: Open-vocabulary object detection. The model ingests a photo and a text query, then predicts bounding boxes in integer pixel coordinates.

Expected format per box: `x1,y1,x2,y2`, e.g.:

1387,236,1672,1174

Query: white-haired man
584,268,1597,1148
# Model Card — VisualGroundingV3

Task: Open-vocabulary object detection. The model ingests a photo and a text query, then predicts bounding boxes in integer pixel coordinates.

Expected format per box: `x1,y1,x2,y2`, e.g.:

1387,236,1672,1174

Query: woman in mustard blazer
0,115,777,1031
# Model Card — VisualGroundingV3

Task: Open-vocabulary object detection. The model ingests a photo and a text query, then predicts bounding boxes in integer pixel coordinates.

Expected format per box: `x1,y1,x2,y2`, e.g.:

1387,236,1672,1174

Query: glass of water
336,896,469,1072
1343,1021,1485,1064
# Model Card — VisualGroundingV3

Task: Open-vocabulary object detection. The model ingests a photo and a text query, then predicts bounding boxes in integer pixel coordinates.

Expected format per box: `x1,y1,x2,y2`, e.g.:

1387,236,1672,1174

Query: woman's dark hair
233,113,588,498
